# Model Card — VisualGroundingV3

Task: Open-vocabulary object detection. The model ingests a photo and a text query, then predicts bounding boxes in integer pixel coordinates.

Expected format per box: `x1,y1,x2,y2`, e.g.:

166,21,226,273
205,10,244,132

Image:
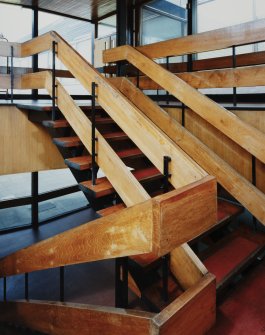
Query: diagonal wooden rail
0,176,216,278
0,273,216,335
110,77,265,225
0,34,215,291
103,45,265,164
126,64,265,90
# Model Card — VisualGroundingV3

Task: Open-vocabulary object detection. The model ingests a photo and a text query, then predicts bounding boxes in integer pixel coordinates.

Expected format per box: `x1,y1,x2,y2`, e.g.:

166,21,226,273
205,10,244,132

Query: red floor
208,259,265,335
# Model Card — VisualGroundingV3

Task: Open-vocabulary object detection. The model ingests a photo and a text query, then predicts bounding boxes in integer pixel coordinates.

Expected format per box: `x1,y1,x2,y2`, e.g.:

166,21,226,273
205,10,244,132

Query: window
141,0,187,46
38,12,94,95
0,3,32,95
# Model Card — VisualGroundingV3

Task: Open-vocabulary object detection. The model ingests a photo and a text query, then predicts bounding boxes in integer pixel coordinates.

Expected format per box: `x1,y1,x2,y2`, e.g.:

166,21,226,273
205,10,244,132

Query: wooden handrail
103,45,265,164
0,33,214,289
111,77,265,225
123,65,265,90
0,274,215,335
0,177,216,277
134,19,265,59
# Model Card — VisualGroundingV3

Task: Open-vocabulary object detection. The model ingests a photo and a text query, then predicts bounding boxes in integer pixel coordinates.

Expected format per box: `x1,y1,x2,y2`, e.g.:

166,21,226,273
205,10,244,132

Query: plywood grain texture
112,77,265,224
152,274,216,335
133,19,265,59
104,45,265,164
0,106,64,175
0,300,154,335
153,176,217,256
125,65,265,90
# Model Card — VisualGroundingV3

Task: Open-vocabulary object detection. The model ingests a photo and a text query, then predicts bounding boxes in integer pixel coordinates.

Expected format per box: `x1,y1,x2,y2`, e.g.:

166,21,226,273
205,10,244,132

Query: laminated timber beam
125,65,265,90
0,32,214,292
103,45,265,164
0,274,216,335
0,176,216,278
133,19,265,59
110,77,265,225
104,50,265,75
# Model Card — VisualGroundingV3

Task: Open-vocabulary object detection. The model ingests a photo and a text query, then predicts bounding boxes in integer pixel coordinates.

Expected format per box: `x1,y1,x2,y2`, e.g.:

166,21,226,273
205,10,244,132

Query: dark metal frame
91,82,98,185
0,170,89,234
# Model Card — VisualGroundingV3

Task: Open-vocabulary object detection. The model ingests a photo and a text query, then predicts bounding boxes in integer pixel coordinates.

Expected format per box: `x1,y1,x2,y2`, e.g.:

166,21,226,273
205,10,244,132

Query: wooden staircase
0,20,265,334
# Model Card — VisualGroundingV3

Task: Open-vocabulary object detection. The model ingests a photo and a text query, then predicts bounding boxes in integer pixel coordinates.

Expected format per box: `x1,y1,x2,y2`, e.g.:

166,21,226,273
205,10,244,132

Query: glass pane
0,172,31,199
141,0,188,47
38,192,88,222
38,169,77,193
0,3,32,95
38,12,93,95
98,15,116,38
0,205,31,231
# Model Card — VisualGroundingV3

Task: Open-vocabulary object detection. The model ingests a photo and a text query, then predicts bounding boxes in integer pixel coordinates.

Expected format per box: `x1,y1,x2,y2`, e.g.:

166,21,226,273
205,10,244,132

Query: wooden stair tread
43,117,113,129
53,136,82,148
98,203,126,216
65,156,92,170
80,177,114,198
217,199,243,223
203,234,264,287
103,131,128,141
117,147,144,159
80,166,162,198
43,119,69,128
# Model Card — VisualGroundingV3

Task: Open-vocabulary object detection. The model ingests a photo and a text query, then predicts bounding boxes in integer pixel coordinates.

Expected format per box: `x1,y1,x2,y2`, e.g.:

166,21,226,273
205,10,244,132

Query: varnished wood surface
153,274,216,335
0,106,65,175
112,77,265,224
132,19,265,59
104,46,265,164
0,200,153,277
125,65,265,90
0,300,154,335
0,32,214,303
0,178,216,277
0,208,98,259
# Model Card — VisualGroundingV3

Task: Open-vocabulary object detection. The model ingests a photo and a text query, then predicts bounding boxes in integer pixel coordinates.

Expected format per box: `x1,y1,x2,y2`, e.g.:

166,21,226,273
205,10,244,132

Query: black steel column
3,277,6,302
91,82,98,185
115,257,128,308
10,46,14,103
187,0,196,72
116,0,134,76
52,41,58,121
31,171,39,229
60,266,65,302
25,273,29,300
32,6,39,100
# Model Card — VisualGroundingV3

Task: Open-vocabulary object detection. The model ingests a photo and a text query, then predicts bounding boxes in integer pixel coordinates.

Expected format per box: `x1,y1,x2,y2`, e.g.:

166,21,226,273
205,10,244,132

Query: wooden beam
0,201,153,277
131,19,265,59
124,65,265,90
0,300,154,335
152,274,216,334
111,77,265,224
21,33,53,58
104,50,265,75
49,34,206,191
105,46,265,164
45,72,149,207
152,176,217,256
0,177,217,277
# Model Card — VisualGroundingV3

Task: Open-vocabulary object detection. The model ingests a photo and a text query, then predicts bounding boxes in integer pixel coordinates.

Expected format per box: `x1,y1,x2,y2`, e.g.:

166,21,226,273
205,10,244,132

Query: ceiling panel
0,0,117,21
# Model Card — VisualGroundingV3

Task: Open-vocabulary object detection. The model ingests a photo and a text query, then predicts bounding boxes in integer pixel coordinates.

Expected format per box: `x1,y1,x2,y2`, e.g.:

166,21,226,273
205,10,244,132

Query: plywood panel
164,107,265,194
0,300,153,335
0,106,65,175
